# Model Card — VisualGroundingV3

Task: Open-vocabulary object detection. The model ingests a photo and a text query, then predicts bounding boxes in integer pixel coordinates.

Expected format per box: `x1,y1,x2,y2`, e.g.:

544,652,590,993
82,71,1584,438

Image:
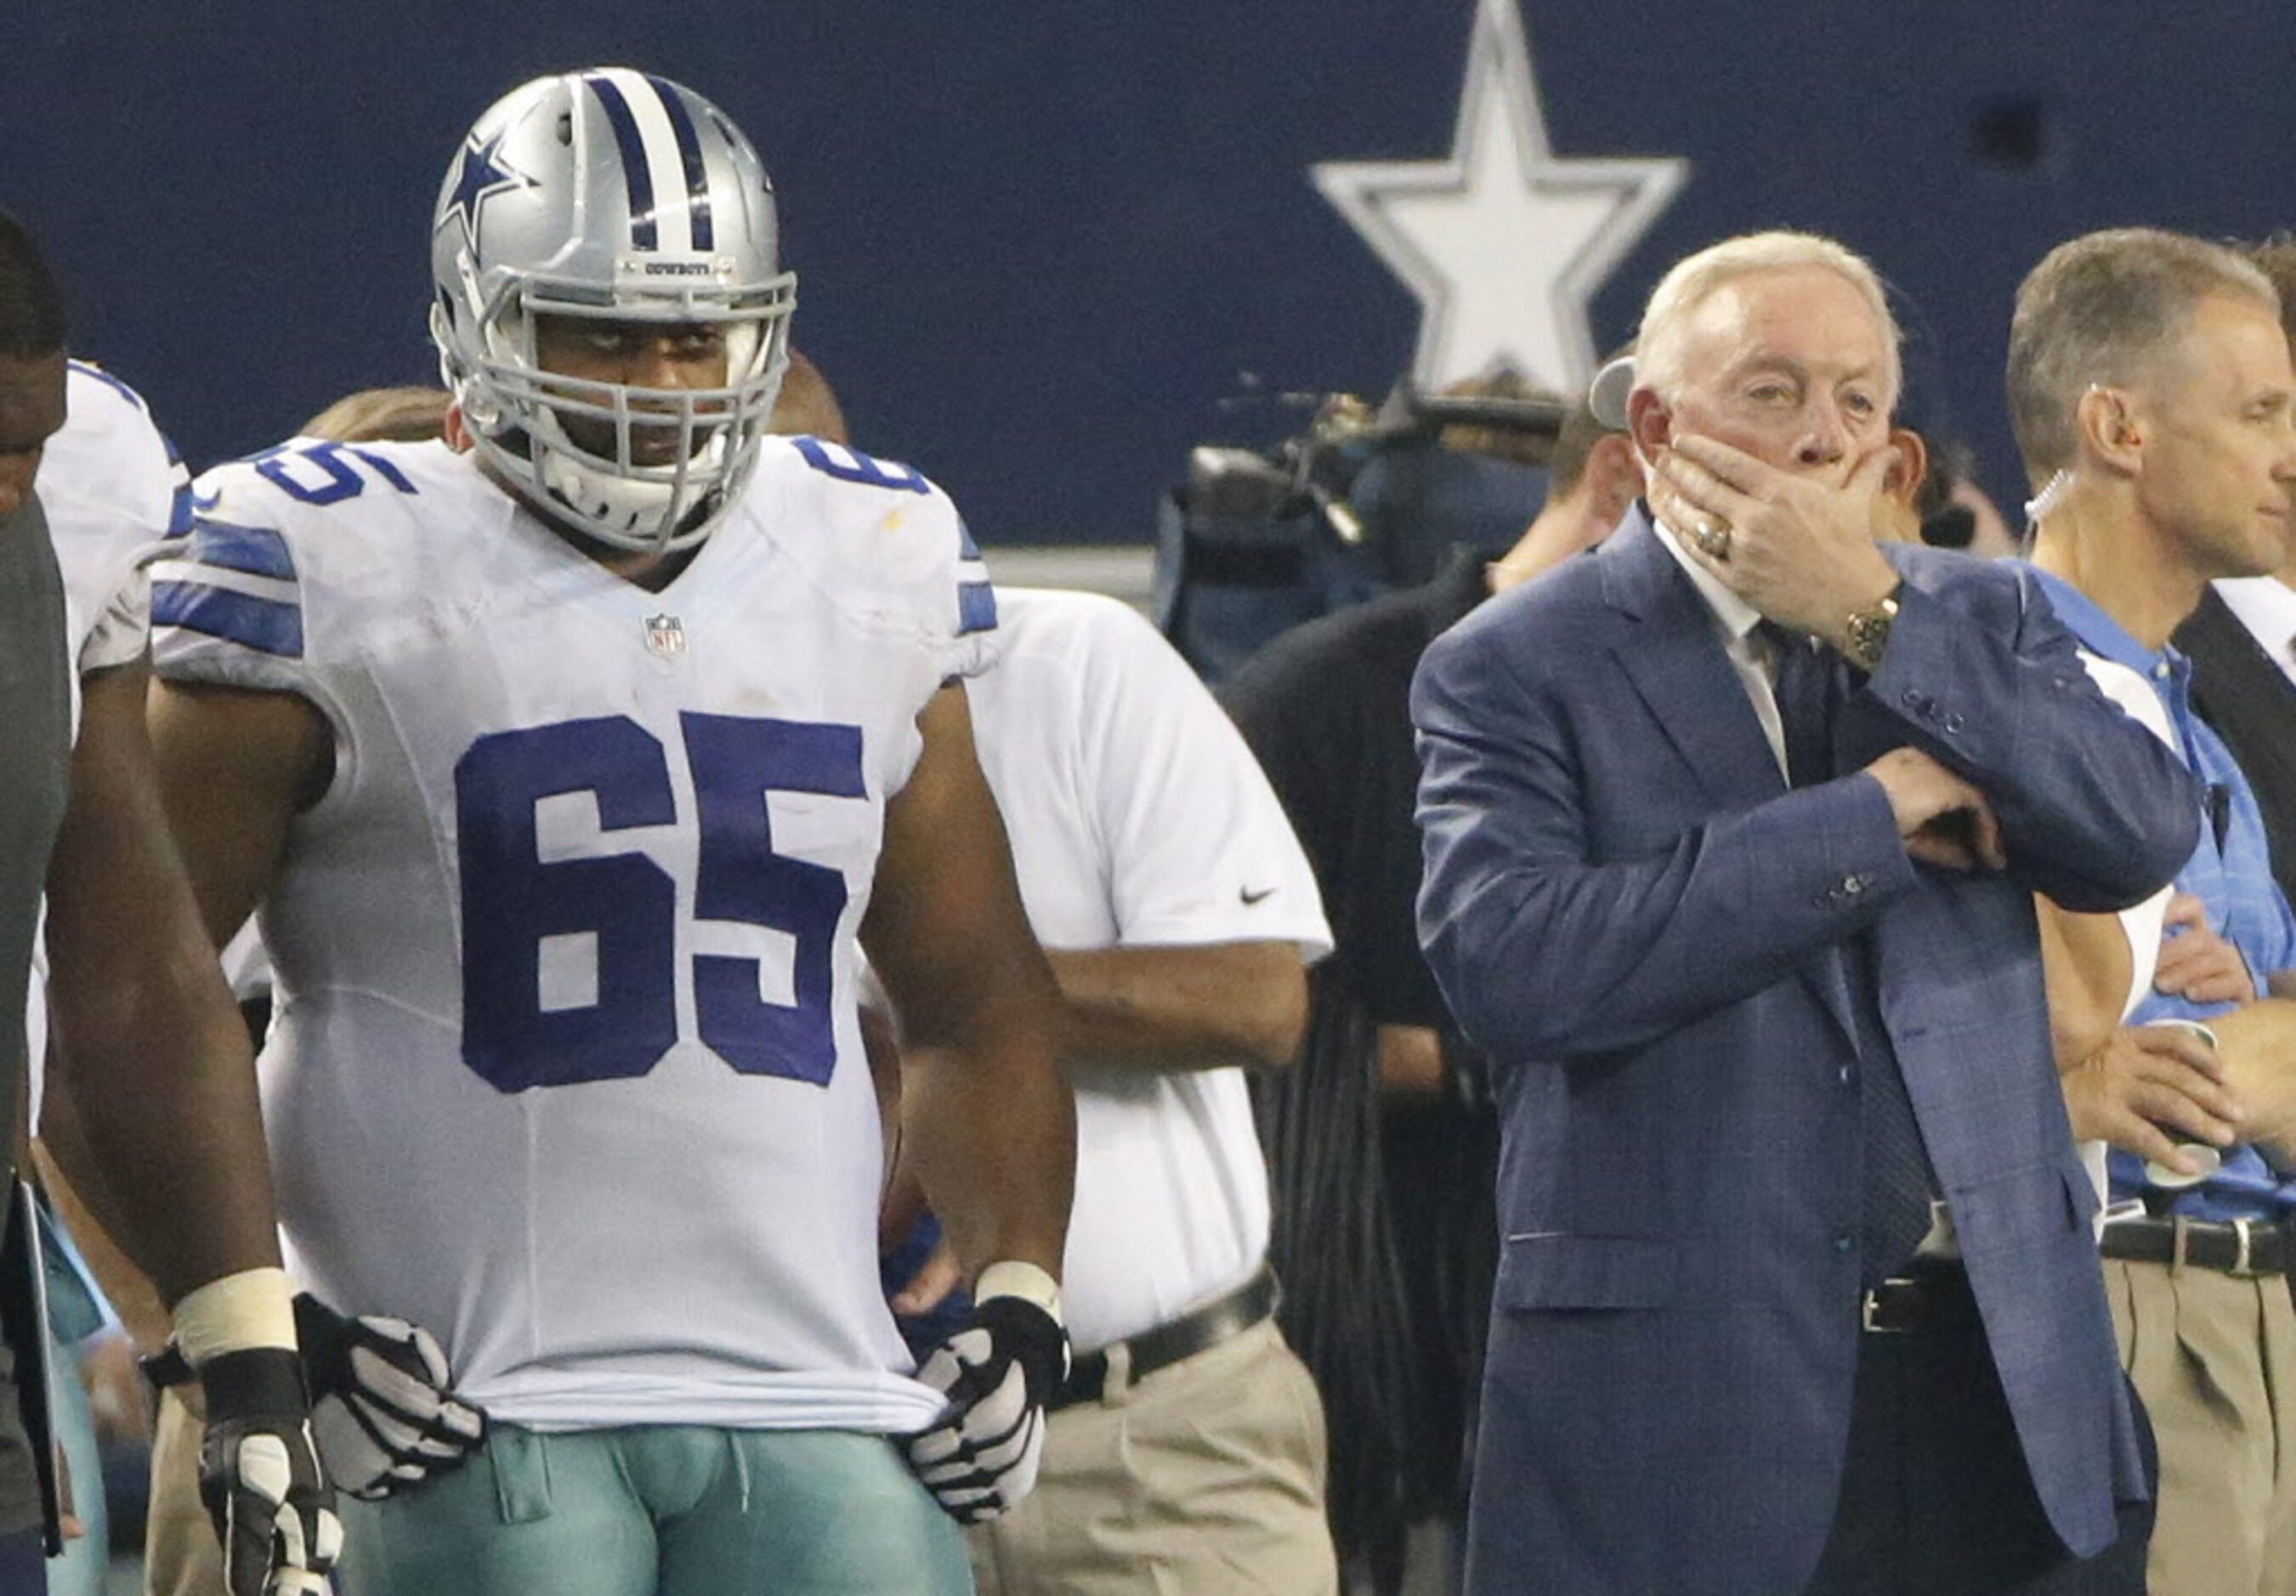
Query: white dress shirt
1653,518,1790,779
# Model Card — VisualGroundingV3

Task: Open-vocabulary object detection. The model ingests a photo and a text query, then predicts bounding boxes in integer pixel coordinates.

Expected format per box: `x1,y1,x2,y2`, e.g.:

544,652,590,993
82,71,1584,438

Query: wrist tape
173,1266,297,1367
974,1260,1063,1327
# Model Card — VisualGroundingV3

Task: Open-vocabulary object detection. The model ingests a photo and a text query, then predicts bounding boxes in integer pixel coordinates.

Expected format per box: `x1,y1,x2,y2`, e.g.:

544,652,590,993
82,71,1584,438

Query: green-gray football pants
337,1423,971,1595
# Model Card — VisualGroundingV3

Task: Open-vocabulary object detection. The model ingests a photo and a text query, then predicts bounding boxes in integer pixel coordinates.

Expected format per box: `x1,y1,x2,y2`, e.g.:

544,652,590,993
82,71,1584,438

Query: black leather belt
2100,1215,2289,1276
1860,1266,1981,1335
1049,1266,1279,1411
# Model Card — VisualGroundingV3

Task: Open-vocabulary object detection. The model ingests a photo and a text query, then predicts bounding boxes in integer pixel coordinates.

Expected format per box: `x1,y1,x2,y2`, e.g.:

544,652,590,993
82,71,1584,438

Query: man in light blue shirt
2010,226,2296,1596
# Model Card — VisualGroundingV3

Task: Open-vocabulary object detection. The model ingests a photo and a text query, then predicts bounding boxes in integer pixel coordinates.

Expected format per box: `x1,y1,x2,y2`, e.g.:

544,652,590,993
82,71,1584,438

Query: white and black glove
903,1263,1069,1524
295,1292,488,1500
196,1345,341,1596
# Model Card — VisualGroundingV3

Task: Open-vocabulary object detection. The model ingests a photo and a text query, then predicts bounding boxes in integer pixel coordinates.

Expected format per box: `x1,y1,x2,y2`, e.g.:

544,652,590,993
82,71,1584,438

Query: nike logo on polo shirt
1240,886,1277,905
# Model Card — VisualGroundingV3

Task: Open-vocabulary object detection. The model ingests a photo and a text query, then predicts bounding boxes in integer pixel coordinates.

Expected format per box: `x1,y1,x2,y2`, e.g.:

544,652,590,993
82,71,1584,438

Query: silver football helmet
429,69,795,552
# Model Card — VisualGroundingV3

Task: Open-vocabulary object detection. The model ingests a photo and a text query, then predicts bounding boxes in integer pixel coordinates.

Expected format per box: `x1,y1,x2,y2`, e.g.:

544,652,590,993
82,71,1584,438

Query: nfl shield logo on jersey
643,613,686,659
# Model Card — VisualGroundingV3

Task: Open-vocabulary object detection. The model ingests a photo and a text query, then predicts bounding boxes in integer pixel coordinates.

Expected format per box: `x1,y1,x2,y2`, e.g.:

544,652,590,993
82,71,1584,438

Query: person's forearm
863,682,1075,1285
49,929,282,1305
2036,896,2141,1073
46,665,285,1305
1042,942,1303,1074
902,1010,1074,1284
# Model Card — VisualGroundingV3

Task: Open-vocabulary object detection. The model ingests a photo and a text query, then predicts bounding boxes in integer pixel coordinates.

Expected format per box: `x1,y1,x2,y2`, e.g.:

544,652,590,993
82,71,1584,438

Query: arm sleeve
1852,566,2202,912
80,564,154,676
2075,652,2176,1014
1219,637,1358,897
794,438,1001,684
933,508,1001,684
147,467,316,698
1411,624,1919,1062
1077,602,1331,959
39,363,193,676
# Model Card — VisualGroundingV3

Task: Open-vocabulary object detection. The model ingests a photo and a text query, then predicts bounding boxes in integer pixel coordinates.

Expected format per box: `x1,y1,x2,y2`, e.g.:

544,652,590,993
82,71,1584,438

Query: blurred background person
3,206,340,1596
896,582,1337,1593
1217,365,1634,1592
2008,226,2296,1596
2173,237,2296,909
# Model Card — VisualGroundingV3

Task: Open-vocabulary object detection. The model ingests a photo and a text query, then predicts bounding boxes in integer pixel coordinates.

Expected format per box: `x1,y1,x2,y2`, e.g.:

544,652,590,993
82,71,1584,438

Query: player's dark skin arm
1040,943,1304,1073
37,660,290,1305
862,683,1074,1284
143,677,330,950
36,1089,173,1353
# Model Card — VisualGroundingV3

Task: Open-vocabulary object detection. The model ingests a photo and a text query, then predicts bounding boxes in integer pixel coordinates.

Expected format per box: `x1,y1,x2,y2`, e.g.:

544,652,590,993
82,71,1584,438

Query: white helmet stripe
584,68,700,254
644,74,716,253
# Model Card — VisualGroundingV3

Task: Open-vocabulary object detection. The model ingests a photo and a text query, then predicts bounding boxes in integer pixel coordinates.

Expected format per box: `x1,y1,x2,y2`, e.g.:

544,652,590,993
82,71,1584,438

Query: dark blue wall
6,3,2292,540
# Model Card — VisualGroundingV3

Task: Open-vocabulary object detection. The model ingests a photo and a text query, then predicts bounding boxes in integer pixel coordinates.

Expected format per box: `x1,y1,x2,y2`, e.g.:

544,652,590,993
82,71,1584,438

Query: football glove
294,1292,488,1500
903,1265,1068,1524
196,1345,340,1596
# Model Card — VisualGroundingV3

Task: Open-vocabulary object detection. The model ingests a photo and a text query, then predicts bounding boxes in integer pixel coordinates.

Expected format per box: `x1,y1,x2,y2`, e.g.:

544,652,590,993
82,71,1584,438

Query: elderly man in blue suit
1413,231,2200,1595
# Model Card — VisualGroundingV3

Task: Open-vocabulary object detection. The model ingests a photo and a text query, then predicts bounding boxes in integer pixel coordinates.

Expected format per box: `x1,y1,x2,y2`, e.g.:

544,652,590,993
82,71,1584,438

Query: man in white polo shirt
924,584,1338,1593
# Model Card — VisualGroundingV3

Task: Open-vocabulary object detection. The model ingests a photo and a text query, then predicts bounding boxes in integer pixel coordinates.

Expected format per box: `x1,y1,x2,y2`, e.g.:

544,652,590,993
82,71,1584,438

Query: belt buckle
1860,1282,1910,1335
2229,1216,2265,1278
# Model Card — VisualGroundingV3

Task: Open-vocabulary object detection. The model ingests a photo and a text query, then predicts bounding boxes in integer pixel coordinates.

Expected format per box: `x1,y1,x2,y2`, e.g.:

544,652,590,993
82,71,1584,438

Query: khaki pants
2106,1255,2296,1596
967,1317,1336,1595
144,1384,224,1596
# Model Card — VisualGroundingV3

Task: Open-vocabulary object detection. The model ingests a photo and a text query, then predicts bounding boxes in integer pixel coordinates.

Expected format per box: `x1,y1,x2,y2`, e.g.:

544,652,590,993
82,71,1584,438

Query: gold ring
1693,519,1733,560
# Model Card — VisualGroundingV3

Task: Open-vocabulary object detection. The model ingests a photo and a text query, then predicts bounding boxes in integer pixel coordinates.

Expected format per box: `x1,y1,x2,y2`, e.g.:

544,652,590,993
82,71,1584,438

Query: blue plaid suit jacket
1413,508,2201,1595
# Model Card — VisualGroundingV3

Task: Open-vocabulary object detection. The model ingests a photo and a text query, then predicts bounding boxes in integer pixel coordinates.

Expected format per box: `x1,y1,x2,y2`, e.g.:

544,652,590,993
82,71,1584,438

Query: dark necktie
1757,621,1834,789
1757,622,1936,1282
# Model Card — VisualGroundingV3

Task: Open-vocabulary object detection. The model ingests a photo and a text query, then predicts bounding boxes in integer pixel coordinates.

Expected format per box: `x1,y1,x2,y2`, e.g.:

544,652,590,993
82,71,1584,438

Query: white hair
1634,231,1902,409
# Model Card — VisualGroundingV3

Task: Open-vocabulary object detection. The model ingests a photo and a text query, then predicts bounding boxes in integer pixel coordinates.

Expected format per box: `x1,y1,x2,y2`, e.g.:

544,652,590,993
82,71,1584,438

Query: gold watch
1842,585,1901,673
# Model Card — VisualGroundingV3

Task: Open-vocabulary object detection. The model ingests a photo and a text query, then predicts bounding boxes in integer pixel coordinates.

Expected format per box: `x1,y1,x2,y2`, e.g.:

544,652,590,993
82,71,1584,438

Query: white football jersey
150,435,997,1434
38,361,190,714
26,361,191,1121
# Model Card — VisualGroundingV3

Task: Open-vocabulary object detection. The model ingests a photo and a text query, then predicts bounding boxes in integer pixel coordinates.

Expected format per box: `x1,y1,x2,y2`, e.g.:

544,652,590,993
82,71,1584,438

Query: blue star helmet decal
440,128,534,253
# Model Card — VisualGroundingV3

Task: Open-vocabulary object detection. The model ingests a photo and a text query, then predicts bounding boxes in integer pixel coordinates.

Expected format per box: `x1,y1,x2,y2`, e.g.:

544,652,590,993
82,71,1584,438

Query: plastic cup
2141,1019,2223,1189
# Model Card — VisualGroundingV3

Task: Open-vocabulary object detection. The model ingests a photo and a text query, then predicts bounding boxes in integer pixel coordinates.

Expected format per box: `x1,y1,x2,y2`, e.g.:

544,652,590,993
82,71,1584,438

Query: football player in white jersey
0,212,341,1594
31,354,197,1596
142,71,1074,1595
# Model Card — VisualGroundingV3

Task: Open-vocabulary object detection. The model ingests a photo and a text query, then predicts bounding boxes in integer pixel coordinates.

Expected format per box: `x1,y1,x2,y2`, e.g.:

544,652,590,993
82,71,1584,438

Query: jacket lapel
1599,511,1785,811
1599,510,1862,1050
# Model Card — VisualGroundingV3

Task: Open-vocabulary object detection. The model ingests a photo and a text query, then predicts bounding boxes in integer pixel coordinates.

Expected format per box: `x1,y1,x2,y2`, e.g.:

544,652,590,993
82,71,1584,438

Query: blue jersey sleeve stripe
791,436,932,495
955,518,981,561
184,518,297,580
164,441,196,536
151,581,304,659
66,359,148,413
957,580,998,637
583,75,659,251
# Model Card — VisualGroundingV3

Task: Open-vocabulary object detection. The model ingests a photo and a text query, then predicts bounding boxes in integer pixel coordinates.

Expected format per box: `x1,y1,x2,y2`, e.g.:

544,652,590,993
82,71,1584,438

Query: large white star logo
1313,0,1688,393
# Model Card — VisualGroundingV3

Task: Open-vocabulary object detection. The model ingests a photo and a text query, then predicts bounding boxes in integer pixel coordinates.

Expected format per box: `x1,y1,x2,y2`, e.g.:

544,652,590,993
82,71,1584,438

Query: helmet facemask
441,275,791,553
